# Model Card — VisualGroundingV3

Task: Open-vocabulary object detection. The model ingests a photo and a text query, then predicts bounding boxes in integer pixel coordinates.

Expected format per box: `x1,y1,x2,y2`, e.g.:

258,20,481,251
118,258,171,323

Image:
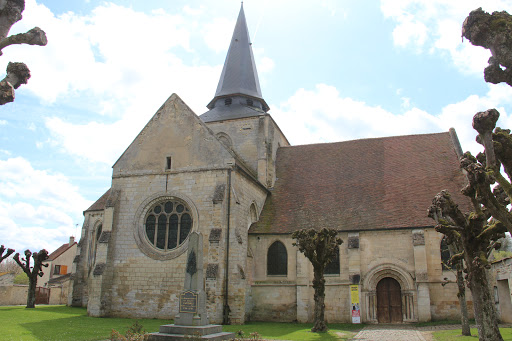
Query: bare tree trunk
456,265,471,336
312,268,327,332
26,274,36,308
467,263,503,341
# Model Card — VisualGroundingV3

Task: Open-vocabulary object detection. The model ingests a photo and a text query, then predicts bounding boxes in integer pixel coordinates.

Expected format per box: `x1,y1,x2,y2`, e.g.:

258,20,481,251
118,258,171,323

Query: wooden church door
376,277,403,323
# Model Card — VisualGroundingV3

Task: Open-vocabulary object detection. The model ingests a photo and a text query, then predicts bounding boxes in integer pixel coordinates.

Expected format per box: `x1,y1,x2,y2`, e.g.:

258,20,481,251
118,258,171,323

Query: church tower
201,4,289,188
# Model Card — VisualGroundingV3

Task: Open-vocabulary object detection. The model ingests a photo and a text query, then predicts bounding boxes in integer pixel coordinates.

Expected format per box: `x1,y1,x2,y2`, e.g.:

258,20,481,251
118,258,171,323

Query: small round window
144,199,193,251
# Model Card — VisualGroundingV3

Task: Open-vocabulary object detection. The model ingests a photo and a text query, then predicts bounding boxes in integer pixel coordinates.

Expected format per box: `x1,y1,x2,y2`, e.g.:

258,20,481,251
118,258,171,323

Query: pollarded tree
441,237,471,336
429,8,512,341
460,9,512,236
13,249,48,308
0,244,15,263
0,0,47,105
428,149,507,341
462,8,512,87
292,228,342,332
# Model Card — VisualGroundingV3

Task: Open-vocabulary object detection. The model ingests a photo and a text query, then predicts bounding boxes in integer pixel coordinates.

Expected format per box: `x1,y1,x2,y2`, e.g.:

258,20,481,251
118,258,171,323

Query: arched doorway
377,277,403,323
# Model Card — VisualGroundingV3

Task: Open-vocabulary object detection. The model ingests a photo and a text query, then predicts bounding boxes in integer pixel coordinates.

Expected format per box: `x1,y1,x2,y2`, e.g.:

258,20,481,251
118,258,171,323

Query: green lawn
433,328,512,341
0,305,171,341
0,305,362,340
222,322,362,340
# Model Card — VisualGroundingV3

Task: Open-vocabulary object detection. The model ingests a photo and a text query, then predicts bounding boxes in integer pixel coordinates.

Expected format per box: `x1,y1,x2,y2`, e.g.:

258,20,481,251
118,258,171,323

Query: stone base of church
147,324,235,341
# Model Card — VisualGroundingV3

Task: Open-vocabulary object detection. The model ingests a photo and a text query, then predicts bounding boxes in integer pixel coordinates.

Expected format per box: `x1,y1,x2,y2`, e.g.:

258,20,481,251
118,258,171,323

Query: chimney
69,236,75,246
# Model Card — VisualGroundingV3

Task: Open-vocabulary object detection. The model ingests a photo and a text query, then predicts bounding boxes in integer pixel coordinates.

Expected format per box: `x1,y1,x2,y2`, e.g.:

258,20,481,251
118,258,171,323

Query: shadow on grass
30,305,88,315
19,315,171,341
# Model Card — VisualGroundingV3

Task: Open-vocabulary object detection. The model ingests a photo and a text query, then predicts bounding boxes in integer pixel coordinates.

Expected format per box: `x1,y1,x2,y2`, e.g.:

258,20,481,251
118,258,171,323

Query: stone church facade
71,5,473,324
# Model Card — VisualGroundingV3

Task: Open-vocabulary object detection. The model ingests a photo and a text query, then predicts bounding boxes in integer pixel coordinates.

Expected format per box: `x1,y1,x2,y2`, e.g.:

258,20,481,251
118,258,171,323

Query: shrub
109,321,148,341
13,272,28,285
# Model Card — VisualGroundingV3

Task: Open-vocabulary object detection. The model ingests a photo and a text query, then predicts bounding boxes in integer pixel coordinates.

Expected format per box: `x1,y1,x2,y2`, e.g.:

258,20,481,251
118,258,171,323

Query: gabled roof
250,132,471,234
203,4,269,119
48,242,76,261
84,188,111,213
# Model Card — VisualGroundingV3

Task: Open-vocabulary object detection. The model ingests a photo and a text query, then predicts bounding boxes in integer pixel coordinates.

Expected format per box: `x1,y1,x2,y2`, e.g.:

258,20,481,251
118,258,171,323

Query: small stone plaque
179,290,198,313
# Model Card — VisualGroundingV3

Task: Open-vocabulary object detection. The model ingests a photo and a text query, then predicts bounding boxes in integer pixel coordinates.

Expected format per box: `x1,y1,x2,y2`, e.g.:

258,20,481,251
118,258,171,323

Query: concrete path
351,325,428,341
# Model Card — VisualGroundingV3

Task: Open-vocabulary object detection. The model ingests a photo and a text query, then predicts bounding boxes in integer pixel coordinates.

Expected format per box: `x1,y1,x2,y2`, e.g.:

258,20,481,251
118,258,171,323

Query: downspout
223,168,232,325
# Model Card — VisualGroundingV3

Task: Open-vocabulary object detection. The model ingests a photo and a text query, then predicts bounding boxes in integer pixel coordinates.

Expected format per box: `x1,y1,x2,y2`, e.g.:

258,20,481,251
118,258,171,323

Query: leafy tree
13,271,28,284
0,0,47,105
0,245,15,264
291,228,342,332
13,249,48,308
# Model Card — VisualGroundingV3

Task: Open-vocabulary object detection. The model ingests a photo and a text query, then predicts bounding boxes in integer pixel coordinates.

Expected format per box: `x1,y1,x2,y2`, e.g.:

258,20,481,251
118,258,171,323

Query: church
70,5,473,324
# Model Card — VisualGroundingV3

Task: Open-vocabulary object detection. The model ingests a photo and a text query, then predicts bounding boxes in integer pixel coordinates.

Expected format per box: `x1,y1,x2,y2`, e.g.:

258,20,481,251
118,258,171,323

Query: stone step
147,331,235,341
158,324,223,335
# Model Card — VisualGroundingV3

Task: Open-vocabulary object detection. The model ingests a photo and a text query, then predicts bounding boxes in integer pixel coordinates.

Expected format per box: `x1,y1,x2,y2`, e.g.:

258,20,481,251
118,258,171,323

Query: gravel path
351,325,428,341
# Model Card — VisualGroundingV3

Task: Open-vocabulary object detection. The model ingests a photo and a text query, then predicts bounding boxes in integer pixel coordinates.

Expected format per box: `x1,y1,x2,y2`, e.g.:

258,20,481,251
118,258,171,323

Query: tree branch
0,245,15,263
0,62,30,104
0,27,47,54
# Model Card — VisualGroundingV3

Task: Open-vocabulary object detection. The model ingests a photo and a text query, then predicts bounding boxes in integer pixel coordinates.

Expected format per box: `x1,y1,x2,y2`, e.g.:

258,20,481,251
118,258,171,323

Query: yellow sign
350,285,361,323
350,285,359,304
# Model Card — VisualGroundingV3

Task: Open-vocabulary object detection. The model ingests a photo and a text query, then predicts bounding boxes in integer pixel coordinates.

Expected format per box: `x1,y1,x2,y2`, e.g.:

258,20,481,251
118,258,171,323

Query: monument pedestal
174,289,208,326
148,324,234,340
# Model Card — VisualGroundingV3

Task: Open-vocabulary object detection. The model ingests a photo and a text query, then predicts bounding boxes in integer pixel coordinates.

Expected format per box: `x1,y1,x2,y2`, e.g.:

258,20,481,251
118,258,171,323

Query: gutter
223,168,232,324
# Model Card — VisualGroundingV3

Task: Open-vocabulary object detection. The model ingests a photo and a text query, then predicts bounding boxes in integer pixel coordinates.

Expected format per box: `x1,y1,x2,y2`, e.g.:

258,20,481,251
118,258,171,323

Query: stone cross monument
174,231,208,326
148,232,234,340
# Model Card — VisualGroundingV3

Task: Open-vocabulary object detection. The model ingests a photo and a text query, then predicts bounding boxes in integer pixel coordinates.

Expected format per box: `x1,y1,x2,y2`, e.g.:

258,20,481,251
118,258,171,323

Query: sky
1,0,512,253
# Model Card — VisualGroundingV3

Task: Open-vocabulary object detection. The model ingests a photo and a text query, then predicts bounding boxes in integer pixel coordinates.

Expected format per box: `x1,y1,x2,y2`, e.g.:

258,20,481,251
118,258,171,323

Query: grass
433,328,512,340
416,319,475,327
0,305,362,340
222,321,363,340
0,305,171,341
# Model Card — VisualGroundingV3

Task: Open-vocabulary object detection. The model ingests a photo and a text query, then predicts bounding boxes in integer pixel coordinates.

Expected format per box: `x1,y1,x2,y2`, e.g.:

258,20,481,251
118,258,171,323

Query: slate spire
205,4,269,112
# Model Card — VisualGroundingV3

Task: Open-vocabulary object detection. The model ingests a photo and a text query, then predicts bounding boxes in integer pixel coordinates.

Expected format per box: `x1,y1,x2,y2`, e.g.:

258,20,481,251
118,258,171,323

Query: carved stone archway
362,263,417,323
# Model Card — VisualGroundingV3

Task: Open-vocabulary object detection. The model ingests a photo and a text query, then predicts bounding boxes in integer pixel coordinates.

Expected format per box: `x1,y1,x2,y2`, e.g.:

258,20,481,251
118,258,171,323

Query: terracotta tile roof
250,132,471,234
85,188,111,213
48,242,76,261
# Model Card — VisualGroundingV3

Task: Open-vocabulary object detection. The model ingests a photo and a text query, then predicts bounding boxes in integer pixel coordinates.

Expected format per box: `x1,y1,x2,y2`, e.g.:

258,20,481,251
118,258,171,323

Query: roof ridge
280,131,450,149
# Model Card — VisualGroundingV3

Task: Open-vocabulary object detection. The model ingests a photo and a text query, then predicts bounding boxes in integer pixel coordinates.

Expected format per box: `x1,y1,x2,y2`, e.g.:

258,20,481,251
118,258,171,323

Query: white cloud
0,120,7,125
272,83,512,157
0,157,91,252
44,61,221,165
392,18,428,49
9,1,278,166
203,17,235,53
380,0,512,74
2,0,197,107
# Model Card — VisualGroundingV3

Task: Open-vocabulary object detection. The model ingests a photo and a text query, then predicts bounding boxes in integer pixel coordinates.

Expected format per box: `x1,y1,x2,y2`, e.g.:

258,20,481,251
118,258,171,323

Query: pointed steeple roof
203,4,269,119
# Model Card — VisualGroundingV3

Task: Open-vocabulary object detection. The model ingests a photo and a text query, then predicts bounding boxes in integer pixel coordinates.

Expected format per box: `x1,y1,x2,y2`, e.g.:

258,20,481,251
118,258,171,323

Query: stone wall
76,167,267,323
490,257,512,323
0,285,27,305
206,114,289,188
49,285,67,305
248,228,472,323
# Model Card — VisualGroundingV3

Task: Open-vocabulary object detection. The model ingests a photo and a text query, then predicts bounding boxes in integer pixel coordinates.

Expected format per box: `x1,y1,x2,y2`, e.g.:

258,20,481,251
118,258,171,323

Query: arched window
441,237,456,270
90,224,102,268
144,199,193,251
325,246,340,275
267,241,287,276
